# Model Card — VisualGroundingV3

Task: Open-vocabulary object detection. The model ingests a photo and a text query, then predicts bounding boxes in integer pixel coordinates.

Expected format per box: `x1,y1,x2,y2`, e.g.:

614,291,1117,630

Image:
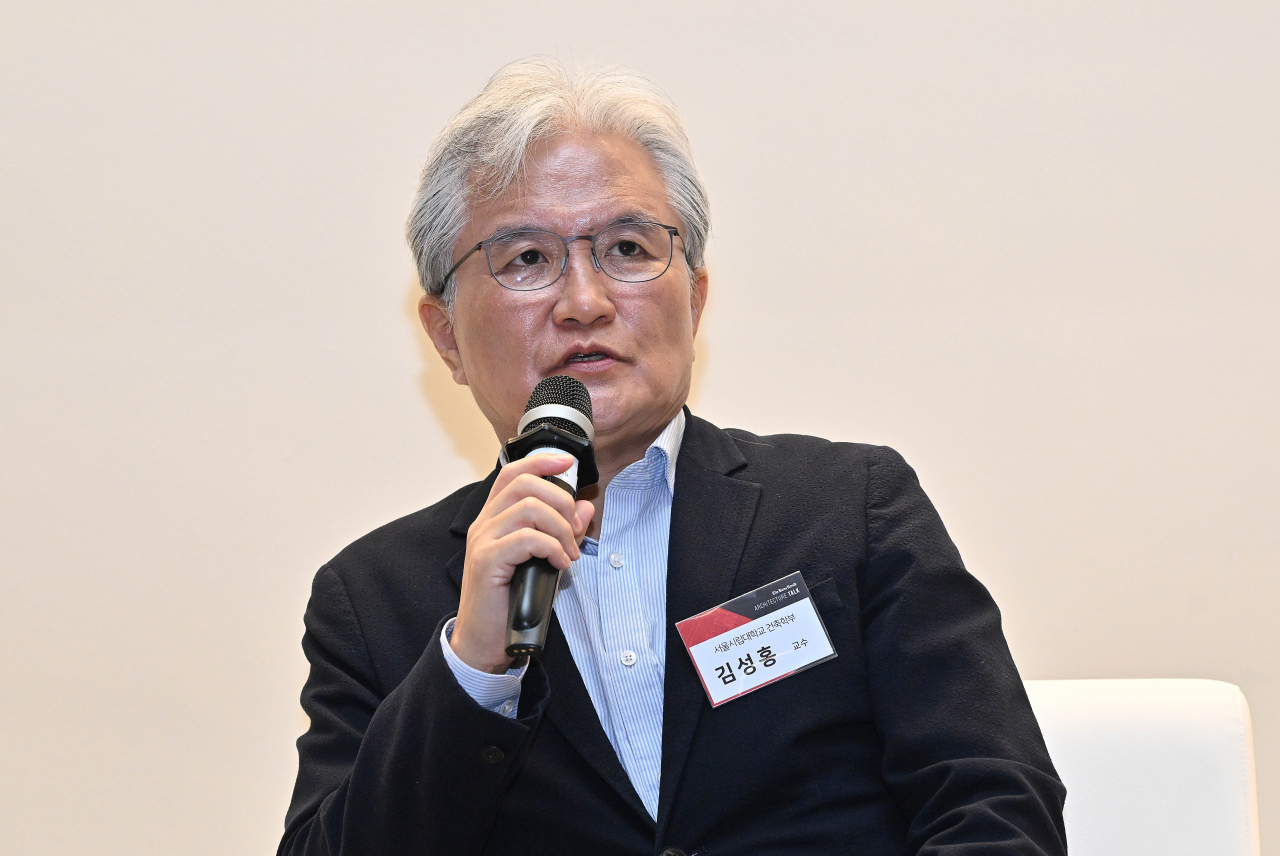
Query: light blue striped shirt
441,411,684,820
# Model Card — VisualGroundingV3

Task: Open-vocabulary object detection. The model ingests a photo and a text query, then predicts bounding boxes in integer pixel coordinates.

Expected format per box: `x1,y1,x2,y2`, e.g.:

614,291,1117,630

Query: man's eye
607,239,652,258
516,249,546,266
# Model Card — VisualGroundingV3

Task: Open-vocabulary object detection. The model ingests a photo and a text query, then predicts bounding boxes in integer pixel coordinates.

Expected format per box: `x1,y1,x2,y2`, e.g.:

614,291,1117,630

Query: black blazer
280,413,1067,856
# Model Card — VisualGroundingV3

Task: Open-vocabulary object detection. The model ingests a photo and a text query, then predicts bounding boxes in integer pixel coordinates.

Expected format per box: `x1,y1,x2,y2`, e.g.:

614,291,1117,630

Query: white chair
1024,679,1261,856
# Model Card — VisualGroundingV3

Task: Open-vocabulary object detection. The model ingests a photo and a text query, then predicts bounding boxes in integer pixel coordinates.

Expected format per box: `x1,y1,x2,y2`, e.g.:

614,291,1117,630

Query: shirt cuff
440,617,526,719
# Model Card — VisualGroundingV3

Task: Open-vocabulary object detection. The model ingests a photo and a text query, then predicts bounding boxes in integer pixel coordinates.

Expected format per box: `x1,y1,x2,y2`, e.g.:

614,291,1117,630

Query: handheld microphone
503,376,599,659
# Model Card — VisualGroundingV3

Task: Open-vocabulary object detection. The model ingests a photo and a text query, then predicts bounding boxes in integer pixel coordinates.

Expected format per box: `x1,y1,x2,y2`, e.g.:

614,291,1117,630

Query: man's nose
563,235,601,273
552,239,615,327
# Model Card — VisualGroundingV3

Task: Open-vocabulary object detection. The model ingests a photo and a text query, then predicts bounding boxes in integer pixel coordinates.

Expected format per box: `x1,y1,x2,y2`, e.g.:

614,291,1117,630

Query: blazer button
480,745,505,764
659,848,686,856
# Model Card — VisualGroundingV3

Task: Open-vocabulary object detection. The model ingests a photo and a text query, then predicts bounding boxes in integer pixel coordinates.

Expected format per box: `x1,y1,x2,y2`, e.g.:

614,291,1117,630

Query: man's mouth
566,352,609,363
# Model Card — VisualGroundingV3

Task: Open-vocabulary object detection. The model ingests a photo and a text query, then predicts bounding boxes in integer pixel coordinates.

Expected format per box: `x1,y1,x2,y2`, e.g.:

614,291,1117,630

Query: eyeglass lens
484,223,673,291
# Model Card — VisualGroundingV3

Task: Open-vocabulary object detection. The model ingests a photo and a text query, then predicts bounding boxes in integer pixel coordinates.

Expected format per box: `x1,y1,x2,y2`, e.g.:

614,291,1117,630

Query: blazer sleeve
278,565,549,856
859,446,1068,855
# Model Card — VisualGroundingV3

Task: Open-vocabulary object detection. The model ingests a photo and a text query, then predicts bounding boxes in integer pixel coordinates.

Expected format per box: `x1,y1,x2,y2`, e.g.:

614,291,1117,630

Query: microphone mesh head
524,375,593,439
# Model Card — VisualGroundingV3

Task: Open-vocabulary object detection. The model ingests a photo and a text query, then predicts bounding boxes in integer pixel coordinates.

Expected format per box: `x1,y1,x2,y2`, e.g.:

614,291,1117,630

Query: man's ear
418,293,469,386
689,267,709,335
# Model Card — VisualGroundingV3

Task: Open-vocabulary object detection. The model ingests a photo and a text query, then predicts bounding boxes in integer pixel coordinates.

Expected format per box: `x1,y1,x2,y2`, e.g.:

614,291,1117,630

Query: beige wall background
2,2,1276,853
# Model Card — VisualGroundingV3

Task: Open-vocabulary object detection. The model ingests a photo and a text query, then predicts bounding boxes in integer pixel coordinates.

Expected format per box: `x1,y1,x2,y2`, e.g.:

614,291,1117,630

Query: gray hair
406,58,711,309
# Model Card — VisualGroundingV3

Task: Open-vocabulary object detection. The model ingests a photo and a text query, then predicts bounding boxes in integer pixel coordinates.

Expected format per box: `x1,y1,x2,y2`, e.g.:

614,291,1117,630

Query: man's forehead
463,132,678,240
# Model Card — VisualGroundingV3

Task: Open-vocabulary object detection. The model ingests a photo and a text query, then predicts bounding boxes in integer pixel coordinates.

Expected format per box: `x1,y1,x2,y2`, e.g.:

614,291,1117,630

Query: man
280,59,1067,856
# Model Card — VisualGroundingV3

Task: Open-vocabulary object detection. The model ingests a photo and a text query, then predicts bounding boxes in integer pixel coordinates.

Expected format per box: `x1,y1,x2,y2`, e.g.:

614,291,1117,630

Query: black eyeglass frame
438,222,682,292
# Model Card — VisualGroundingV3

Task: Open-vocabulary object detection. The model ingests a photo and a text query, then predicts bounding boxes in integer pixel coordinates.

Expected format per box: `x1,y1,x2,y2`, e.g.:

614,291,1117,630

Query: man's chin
592,403,679,445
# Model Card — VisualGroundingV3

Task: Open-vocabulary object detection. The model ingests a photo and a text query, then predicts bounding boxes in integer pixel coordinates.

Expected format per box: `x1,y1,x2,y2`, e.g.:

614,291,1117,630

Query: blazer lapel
446,469,499,589
446,465,653,825
655,414,761,837
542,615,654,825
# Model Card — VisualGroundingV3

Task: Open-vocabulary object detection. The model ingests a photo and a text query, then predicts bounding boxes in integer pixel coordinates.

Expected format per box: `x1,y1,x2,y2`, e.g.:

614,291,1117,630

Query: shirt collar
496,409,685,495
651,409,685,495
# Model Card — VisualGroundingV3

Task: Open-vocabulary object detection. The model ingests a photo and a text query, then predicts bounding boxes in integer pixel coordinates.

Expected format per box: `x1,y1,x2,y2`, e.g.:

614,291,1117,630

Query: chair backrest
1023,679,1261,856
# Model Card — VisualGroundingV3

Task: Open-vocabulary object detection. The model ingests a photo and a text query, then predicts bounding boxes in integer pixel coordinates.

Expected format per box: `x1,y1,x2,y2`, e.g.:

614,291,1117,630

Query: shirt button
608,551,624,568
499,699,516,716
620,650,637,667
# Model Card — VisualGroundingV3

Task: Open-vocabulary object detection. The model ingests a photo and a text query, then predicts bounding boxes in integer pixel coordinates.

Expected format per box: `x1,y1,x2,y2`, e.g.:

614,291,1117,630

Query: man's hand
450,453,595,674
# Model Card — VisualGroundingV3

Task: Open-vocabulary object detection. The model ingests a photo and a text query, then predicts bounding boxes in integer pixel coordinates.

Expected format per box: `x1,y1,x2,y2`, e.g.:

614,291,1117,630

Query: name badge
676,572,837,707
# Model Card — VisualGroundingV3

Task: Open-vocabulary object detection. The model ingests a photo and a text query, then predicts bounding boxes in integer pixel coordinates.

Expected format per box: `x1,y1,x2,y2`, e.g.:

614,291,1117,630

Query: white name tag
676,572,837,707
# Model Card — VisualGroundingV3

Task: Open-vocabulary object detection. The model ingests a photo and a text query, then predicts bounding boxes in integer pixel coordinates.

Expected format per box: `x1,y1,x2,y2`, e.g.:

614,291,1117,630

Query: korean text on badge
676,572,836,707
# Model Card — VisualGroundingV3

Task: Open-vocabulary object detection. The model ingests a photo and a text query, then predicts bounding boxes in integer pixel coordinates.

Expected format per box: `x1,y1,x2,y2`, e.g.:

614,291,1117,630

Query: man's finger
491,528,574,571
484,496,582,561
573,499,595,539
483,471,581,529
490,452,577,495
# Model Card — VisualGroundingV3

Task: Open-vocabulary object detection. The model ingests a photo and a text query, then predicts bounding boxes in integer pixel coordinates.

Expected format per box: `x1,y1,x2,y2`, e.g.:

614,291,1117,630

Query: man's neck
578,411,680,540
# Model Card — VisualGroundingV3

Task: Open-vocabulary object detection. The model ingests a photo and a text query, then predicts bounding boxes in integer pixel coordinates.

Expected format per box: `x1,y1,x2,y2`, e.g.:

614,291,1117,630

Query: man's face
420,132,708,456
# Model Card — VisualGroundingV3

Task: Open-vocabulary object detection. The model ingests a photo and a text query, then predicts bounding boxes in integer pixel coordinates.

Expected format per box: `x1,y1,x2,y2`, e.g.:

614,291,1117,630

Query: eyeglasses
440,221,682,292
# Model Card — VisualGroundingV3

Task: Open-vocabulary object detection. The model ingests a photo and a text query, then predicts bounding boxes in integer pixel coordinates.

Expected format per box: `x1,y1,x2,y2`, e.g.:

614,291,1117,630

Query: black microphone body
503,376,598,660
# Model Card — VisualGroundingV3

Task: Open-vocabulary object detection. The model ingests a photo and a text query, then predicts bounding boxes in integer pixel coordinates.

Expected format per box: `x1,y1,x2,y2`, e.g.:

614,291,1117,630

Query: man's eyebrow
602,212,662,228
479,212,665,244
479,223,546,243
